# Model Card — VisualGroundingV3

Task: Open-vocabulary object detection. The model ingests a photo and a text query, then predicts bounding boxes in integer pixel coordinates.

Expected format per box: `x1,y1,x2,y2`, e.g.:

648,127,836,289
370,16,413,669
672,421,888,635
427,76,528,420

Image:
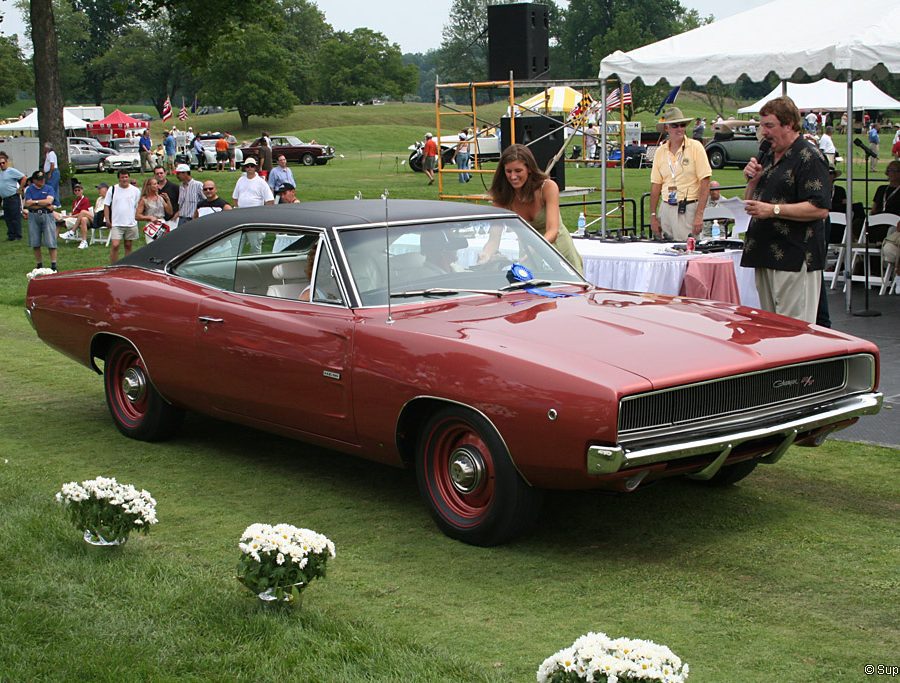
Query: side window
171,232,242,290
311,241,344,305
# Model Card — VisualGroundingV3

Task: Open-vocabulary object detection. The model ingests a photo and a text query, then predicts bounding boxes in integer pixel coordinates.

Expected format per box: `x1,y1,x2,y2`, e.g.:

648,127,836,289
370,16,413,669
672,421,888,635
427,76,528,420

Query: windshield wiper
501,279,592,292
390,287,505,299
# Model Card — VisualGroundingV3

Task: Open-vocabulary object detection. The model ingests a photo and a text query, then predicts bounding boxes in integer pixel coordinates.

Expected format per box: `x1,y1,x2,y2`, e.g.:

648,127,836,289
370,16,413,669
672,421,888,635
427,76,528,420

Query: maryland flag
568,93,594,126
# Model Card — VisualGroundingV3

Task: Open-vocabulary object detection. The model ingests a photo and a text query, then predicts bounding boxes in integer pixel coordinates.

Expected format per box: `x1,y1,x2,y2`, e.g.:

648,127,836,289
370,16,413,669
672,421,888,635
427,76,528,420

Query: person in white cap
173,163,204,224
422,132,439,185
232,157,274,208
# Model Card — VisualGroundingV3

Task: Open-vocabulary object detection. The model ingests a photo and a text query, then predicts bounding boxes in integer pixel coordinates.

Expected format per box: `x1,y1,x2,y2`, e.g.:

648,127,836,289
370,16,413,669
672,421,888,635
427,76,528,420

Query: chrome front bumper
587,392,883,477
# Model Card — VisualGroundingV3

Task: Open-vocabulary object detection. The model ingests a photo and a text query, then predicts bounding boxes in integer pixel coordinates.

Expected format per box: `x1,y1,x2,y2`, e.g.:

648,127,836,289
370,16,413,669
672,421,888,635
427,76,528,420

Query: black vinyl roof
117,199,515,271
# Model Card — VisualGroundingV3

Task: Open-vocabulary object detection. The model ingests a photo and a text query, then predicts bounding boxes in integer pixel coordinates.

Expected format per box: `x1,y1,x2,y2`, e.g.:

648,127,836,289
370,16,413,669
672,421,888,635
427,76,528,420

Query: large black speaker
488,3,549,81
500,115,565,191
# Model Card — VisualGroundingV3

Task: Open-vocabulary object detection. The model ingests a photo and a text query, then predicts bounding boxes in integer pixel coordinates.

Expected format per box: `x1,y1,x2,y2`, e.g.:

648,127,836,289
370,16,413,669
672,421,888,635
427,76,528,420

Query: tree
0,35,30,105
280,0,332,103
69,0,139,103
29,0,68,198
314,29,416,103
201,26,296,128
94,21,187,116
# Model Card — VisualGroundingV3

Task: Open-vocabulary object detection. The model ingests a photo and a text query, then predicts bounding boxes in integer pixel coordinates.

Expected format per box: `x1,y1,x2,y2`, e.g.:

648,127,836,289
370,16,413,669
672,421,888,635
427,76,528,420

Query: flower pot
257,582,305,605
83,528,128,547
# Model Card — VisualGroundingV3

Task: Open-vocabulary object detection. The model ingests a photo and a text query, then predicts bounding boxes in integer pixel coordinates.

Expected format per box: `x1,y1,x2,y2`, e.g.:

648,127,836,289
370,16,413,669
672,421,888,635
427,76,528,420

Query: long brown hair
489,143,548,208
141,177,159,197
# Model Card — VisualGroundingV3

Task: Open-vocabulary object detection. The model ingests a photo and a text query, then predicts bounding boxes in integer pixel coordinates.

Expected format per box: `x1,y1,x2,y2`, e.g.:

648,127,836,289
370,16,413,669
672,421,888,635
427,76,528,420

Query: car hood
375,289,874,391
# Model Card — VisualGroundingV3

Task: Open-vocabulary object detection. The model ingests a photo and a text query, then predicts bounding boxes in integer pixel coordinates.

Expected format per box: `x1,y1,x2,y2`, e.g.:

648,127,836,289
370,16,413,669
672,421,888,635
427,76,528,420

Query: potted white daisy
55,476,158,546
237,523,336,605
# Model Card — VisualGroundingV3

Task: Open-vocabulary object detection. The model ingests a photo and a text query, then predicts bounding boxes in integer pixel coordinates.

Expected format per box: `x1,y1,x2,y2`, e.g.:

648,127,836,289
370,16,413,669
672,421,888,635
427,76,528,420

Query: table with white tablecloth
574,239,761,307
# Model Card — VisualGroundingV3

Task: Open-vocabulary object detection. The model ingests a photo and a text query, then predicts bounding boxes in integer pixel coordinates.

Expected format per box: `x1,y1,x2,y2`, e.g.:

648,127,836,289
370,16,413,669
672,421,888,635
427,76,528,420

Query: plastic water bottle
576,212,586,236
711,219,721,239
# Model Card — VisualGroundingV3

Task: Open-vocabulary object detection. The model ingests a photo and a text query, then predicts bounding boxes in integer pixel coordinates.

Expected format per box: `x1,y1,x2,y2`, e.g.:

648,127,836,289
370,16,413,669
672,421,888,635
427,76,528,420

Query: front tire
416,406,542,546
104,341,184,442
301,153,315,166
409,152,423,173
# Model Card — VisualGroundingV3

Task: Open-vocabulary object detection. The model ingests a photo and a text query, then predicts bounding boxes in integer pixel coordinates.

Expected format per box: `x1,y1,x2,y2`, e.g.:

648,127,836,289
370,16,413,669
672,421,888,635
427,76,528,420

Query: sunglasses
202,187,215,191
669,122,688,128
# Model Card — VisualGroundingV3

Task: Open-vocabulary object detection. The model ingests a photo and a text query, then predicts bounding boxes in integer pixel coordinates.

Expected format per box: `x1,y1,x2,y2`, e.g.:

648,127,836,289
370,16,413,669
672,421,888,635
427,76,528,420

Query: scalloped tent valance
598,0,900,85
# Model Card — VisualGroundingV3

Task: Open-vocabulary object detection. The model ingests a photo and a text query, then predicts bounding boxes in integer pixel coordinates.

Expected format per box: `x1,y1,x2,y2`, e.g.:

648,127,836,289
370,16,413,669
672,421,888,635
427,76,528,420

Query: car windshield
338,217,584,306
113,143,139,153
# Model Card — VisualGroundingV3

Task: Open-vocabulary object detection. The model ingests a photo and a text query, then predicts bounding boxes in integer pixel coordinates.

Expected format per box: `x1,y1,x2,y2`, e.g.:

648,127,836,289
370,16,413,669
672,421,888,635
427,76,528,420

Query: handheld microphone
853,137,877,159
746,140,771,179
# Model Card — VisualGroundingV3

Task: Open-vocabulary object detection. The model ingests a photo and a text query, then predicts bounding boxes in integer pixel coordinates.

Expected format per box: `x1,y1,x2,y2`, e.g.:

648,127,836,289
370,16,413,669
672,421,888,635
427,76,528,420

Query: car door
270,136,295,162
174,228,358,445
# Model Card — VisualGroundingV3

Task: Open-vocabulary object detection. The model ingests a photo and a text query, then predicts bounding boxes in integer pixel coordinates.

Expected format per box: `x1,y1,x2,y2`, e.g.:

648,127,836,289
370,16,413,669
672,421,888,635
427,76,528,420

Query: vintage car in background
239,135,335,166
67,144,112,173
188,133,243,170
25,200,882,546
104,137,141,172
68,136,111,154
408,129,501,172
704,120,762,169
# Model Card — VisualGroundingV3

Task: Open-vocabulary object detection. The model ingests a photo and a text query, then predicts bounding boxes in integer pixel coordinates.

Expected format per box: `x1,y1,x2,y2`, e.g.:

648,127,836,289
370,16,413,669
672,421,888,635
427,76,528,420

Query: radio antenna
383,189,394,325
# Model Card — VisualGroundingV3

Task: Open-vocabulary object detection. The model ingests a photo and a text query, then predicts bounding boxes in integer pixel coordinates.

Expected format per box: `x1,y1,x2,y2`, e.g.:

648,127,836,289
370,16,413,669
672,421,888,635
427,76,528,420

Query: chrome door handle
198,316,224,324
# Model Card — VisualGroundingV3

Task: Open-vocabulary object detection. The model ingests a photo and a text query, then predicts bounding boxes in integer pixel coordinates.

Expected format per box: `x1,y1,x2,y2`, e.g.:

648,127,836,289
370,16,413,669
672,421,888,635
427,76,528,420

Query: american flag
178,98,188,121
605,84,632,110
161,96,172,122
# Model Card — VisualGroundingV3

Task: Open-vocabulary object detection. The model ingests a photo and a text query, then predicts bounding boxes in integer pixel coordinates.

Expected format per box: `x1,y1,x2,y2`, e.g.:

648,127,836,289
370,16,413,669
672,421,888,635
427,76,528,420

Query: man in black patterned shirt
741,96,830,323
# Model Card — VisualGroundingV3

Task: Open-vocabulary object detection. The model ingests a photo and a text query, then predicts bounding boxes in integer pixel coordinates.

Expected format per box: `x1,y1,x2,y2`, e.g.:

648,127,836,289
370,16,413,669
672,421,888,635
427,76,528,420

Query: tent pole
844,72,853,312
781,80,787,96
600,80,607,236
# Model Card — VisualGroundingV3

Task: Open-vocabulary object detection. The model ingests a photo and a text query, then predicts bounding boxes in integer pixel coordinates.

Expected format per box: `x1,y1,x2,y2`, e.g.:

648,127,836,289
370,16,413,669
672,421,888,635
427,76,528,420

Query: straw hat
656,106,693,132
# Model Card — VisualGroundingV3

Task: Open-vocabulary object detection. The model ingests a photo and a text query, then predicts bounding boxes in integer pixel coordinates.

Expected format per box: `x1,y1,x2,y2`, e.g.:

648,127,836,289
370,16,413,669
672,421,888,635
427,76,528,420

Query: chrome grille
619,358,848,435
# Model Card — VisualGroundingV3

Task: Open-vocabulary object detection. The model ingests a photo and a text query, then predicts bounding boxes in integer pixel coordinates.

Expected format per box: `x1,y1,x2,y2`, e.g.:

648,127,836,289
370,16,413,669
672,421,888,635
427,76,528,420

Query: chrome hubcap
121,367,146,403
448,447,484,494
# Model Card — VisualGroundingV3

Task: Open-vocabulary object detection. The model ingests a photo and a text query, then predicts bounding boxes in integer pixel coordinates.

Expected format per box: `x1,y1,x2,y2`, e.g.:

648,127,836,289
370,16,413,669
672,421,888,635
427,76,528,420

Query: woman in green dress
481,143,584,273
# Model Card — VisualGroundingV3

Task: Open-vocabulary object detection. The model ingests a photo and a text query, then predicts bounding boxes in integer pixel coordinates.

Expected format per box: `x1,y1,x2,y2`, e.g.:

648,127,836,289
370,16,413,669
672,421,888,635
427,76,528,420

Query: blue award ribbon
509,263,572,298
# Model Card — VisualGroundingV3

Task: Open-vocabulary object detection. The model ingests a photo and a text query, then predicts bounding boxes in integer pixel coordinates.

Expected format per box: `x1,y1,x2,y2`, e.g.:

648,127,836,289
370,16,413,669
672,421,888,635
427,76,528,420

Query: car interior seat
267,260,309,298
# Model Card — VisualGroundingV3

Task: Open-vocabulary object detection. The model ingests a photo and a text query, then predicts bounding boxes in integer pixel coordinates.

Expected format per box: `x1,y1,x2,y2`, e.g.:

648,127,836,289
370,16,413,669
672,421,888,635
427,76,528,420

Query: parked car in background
704,120,762,169
188,133,243,169
104,138,141,172
407,129,501,172
24,200,883,546
127,112,154,122
239,135,335,166
68,144,111,172
68,136,110,153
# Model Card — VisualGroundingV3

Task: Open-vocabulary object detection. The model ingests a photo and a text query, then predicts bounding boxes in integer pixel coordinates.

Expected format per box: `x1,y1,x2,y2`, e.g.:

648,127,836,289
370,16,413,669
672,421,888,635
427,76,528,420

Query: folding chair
639,145,658,169
879,225,898,295
848,212,899,290
824,212,848,287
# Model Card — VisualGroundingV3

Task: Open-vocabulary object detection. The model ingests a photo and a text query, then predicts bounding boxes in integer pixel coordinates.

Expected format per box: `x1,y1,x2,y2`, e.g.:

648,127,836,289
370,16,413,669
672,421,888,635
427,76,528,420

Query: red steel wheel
416,406,541,546
103,341,183,442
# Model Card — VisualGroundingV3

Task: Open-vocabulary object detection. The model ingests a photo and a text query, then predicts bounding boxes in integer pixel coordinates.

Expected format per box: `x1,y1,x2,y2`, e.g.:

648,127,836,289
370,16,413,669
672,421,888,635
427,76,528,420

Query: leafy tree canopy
0,35,30,105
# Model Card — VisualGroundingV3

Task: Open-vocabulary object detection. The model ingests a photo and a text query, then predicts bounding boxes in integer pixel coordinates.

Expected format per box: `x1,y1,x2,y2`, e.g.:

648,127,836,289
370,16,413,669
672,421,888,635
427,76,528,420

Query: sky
1,0,773,55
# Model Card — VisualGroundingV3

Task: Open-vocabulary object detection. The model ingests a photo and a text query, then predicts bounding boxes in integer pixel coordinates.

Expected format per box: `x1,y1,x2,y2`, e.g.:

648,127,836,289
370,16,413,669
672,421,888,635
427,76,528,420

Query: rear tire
708,148,726,169
103,341,184,442
416,406,542,546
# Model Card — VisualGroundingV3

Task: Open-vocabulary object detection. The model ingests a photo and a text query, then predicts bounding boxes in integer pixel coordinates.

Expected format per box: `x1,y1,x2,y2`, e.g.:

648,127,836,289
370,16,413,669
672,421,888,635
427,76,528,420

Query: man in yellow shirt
649,106,711,241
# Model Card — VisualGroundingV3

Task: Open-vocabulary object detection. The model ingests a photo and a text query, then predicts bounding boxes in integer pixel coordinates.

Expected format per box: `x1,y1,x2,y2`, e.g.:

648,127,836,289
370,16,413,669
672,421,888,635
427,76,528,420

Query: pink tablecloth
679,256,741,304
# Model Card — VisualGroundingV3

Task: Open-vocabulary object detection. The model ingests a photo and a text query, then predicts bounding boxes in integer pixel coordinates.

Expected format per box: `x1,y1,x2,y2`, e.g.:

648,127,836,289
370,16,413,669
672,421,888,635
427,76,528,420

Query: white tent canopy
596,0,900,312
598,0,900,85
0,108,89,131
738,79,900,114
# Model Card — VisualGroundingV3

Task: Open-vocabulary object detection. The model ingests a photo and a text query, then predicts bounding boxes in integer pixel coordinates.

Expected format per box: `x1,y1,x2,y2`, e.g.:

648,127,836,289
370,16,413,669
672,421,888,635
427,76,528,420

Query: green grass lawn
1,101,898,681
